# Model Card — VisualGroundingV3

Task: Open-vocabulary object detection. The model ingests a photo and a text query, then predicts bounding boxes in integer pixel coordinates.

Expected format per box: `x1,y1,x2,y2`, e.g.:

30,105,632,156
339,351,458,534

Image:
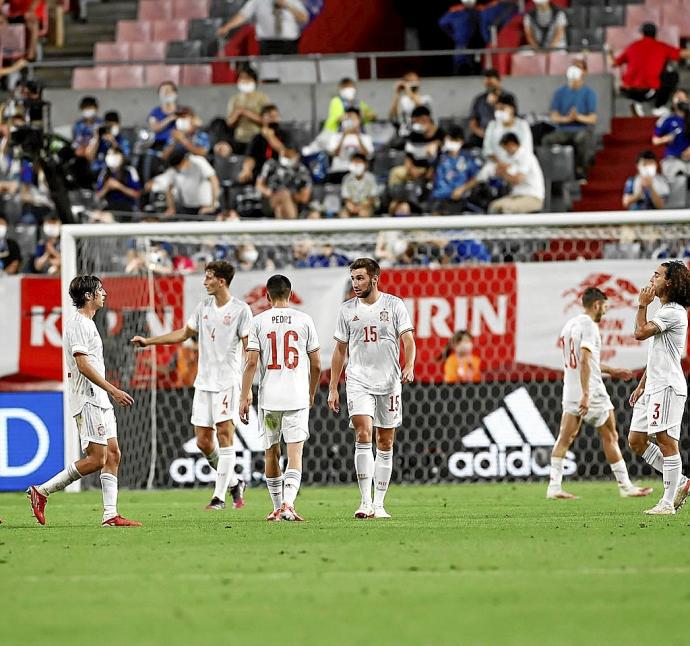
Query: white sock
212,447,235,502
266,475,284,511
37,462,82,496
354,442,374,506
662,454,682,506
100,473,118,521
548,457,564,490
373,449,393,508
642,443,664,474
204,448,219,470
610,459,633,489
283,468,302,507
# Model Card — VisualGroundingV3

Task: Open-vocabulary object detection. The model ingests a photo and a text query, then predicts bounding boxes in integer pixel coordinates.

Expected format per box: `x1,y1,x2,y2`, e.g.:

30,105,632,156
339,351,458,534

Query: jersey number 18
558,336,578,369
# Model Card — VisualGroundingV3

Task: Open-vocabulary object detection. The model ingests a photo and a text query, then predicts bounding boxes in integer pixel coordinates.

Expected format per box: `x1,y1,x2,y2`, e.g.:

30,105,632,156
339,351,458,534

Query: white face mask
0,225,7,238
392,239,408,256
494,109,509,123
238,80,256,94
106,153,122,170
444,140,462,153
240,248,259,264
160,92,176,104
340,87,356,102
566,66,583,82
110,125,120,137
175,118,191,133
43,223,61,239
411,122,426,133
458,341,473,354
399,94,415,113
349,162,366,176
82,109,96,120
535,0,548,5
639,164,657,178
279,155,296,168
341,118,354,131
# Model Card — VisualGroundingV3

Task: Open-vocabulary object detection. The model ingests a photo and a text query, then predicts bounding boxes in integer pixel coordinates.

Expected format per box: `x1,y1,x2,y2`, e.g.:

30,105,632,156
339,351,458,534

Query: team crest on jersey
203,315,209,320
380,310,389,322
97,424,106,437
223,314,233,325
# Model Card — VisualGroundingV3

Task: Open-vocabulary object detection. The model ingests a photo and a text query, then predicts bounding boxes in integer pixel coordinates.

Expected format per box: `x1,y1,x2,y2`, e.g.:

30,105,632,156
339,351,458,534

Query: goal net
61,211,690,489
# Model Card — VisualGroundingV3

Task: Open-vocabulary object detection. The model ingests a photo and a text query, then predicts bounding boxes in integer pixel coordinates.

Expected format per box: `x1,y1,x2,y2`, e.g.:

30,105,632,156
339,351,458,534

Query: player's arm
633,286,661,340
308,349,321,408
328,340,348,413
578,347,591,416
74,353,134,407
239,350,259,425
130,325,196,347
629,369,647,407
401,330,416,384
601,364,634,380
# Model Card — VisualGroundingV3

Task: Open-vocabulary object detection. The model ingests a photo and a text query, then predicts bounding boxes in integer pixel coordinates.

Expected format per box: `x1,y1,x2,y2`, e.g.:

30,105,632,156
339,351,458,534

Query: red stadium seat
511,52,548,77
139,0,173,21
108,65,146,89
605,26,638,54
657,25,680,48
662,6,690,38
624,5,661,30
131,41,168,62
152,19,188,42
548,52,571,76
181,64,213,86
0,24,25,59
172,0,209,20
94,42,131,63
72,67,109,89
145,64,181,87
116,20,152,43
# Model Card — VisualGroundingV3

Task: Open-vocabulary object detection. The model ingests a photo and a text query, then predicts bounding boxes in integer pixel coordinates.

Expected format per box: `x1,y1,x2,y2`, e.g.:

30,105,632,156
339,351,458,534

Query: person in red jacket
611,22,690,117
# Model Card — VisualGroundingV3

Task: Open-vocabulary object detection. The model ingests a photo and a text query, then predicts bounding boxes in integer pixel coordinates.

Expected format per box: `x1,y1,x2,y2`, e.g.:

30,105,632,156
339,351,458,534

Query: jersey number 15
267,331,299,370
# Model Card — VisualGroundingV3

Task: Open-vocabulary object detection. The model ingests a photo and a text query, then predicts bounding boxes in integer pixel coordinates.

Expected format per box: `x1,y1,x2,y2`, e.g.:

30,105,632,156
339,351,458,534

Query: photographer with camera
86,111,130,174
389,72,433,142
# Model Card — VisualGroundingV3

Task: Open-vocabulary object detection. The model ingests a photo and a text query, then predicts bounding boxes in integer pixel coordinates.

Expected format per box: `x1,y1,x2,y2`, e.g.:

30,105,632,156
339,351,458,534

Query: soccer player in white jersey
628,261,690,515
328,258,416,519
131,260,251,511
27,275,141,527
239,275,321,522
548,287,653,500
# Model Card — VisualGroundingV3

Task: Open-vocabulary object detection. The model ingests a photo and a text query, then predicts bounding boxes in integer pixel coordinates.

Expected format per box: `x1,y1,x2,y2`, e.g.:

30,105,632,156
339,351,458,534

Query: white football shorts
629,387,686,441
346,383,402,429
191,386,239,428
563,394,614,429
75,404,117,451
259,408,310,450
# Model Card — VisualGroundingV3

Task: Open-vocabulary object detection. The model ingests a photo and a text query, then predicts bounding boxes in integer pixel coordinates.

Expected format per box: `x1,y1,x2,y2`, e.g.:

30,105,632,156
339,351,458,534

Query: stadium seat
537,145,575,183
131,41,168,62
213,154,243,185
72,66,109,89
281,121,314,149
588,5,625,28
139,0,173,21
166,39,202,61
209,0,243,19
604,25,637,52
647,0,681,9
566,27,605,48
94,42,131,63
145,64,181,87
0,24,25,59
564,6,587,30
188,17,223,56
657,25,680,47
180,64,213,86
116,20,152,43
153,19,189,42
661,6,690,38
173,0,210,20
511,53,548,77
548,52,572,76
582,52,606,75
108,64,146,89
624,5,660,29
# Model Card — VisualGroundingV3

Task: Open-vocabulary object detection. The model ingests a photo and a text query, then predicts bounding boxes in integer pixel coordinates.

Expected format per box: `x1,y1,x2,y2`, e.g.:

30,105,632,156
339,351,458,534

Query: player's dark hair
69,275,102,308
582,287,607,309
350,257,381,279
661,261,690,308
266,274,292,301
205,260,235,287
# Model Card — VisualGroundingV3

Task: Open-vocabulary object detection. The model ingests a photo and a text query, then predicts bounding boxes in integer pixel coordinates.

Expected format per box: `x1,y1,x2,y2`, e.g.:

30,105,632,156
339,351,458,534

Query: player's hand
328,388,340,414
111,387,134,407
578,394,589,417
401,365,415,384
239,398,250,425
130,336,148,348
629,386,644,407
639,285,655,307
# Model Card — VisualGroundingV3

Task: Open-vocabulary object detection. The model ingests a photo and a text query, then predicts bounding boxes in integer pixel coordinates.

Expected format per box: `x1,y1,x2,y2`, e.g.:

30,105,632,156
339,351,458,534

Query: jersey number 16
267,330,299,370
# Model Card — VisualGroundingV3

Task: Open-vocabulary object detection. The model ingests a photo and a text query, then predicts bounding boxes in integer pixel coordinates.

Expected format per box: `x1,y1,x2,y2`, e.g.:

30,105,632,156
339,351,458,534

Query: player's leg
547,410,582,499
372,427,395,519
100,435,142,527
352,412,375,518
282,441,305,521
207,418,237,510
264,435,283,521
191,389,219,470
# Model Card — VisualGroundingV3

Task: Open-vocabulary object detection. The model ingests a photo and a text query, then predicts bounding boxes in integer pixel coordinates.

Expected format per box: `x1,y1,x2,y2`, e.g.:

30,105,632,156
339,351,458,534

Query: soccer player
628,261,690,515
548,287,653,500
131,260,251,510
27,275,141,527
328,258,416,519
239,275,321,521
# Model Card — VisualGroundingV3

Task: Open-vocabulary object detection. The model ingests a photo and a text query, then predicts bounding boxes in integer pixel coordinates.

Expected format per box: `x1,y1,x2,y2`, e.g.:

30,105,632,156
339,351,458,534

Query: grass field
2,481,690,646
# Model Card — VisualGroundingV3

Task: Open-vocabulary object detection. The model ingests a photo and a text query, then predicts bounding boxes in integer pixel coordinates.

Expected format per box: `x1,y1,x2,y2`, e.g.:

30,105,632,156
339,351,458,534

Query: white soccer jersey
334,292,414,395
247,307,320,411
645,302,688,396
187,296,252,392
560,313,608,402
64,311,112,416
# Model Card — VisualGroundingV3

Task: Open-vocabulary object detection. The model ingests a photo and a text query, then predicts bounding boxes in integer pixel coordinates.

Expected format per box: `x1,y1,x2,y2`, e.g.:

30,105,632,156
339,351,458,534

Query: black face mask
267,122,280,130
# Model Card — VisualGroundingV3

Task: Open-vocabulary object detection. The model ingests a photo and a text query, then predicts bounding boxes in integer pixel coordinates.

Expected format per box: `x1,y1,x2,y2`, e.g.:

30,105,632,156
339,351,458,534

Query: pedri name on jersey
271,314,292,325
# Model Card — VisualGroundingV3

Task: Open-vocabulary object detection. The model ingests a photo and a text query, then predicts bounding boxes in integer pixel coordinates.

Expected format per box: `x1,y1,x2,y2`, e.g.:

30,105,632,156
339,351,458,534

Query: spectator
32,215,61,275
163,107,210,161
0,215,21,274
217,0,308,55
324,78,376,133
442,330,481,384
612,23,690,117
238,104,289,184
375,230,410,267
430,125,483,214
256,147,312,219
524,0,567,50
148,81,179,149
4,0,44,61
95,148,142,213
622,150,669,210
72,96,102,156
224,66,270,155
389,71,433,142
482,93,533,162
543,59,598,180
235,241,262,271
340,153,379,218
468,69,514,148
652,89,690,181
476,132,544,214
439,0,485,75
161,149,220,216
86,110,130,174
170,339,199,388
326,107,374,180
405,106,446,162
387,153,430,215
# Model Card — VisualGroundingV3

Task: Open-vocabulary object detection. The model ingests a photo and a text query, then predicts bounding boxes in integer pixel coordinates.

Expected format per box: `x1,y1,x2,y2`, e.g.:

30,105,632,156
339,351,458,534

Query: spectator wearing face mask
482,94,533,162
405,105,446,163
96,148,142,213
387,153,430,215
389,71,433,141
235,242,262,271
524,0,567,50
0,215,21,274
161,149,220,216
442,330,481,384
224,66,270,155
340,153,378,218
543,59,598,180
163,108,210,161
238,104,289,184
326,107,374,181
32,215,62,275
148,81,180,149
652,89,690,181
622,150,669,210
468,69,514,148
72,96,102,156
324,78,376,133
256,147,312,219
86,110,130,174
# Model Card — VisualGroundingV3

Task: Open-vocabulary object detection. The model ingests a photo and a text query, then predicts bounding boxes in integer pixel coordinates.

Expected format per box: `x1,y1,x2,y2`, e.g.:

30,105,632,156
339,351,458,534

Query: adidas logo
448,387,576,479
650,421,658,427
352,315,360,321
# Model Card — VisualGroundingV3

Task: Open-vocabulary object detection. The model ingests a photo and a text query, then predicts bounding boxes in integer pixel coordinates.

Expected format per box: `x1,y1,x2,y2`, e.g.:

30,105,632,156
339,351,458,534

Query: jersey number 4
267,331,299,370
558,336,577,369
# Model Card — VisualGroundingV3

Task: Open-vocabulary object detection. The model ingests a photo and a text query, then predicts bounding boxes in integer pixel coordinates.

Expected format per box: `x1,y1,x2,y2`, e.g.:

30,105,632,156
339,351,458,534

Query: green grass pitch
2,481,690,646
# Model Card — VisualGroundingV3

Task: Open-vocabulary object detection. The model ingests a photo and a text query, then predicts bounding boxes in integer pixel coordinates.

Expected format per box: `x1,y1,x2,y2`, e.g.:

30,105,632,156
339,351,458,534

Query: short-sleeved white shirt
161,155,217,209
186,296,252,392
560,313,608,402
334,292,414,395
63,311,112,416
247,307,320,411
646,302,688,396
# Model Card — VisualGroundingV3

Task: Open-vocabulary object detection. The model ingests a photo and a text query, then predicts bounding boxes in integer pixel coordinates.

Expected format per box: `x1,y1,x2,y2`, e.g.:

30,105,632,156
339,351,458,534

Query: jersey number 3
267,331,299,370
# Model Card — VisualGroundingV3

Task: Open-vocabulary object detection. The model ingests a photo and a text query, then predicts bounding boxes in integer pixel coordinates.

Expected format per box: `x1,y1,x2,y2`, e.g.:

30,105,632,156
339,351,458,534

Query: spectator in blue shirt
652,89,690,180
430,125,483,214
162,107,210,162
148,81,179,149
622,150,669,210
95,148,142,213
86,110,131,174
72,96,102,154
32,215,62,275
542,59,598,179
